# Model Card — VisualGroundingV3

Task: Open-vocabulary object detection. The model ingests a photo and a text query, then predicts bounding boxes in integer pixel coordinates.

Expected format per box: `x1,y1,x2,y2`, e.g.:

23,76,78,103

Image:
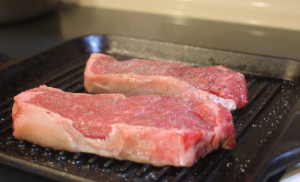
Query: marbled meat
84,53,248,110
12,85,236,167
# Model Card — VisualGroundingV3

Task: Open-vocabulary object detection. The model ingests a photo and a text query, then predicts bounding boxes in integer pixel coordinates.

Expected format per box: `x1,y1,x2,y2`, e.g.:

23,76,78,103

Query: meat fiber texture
84,53,248,111
12,86,236,167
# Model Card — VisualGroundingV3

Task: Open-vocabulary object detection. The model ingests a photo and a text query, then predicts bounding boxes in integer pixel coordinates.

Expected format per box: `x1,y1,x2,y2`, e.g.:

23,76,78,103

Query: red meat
12,86,235,167
84,53,248,110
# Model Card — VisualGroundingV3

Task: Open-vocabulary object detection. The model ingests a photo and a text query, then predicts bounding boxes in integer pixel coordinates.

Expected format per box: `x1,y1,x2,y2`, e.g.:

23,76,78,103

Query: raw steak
12,85,236,167
84,53,248,110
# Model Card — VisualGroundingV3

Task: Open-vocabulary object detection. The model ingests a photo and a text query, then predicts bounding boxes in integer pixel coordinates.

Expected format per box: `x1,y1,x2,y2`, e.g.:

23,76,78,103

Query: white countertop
63,0,300,31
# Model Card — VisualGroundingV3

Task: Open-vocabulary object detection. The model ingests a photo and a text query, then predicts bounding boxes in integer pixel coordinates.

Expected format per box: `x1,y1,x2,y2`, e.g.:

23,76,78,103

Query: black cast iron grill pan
0,35,300,182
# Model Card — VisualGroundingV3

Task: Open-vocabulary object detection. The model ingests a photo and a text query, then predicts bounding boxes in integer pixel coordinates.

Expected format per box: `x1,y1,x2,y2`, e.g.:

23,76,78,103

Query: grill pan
0,35,300,182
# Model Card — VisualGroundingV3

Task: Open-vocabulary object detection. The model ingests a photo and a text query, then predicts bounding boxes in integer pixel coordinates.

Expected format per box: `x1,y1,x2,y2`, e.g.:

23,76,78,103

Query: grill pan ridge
0,35,300,182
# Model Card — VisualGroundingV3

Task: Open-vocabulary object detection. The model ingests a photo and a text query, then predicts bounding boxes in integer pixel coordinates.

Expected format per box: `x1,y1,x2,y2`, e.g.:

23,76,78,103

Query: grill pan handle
255,111,300,182
0,52,19,71
0,52,11,62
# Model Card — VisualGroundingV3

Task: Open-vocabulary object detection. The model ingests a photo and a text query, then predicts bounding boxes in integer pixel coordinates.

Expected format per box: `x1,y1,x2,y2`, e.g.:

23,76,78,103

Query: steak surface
12,85,236,167
84,53,248,110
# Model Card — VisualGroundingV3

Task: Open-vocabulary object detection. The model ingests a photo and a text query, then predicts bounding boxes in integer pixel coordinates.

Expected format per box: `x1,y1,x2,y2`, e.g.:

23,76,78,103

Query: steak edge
12,86,236,167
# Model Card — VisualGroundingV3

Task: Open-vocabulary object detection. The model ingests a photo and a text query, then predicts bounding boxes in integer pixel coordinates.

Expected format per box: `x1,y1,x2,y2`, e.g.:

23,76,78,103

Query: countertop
1,3,300,61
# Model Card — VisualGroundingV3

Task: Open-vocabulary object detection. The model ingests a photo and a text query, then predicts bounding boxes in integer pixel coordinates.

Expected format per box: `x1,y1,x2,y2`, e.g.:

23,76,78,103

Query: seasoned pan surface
0,35,300,182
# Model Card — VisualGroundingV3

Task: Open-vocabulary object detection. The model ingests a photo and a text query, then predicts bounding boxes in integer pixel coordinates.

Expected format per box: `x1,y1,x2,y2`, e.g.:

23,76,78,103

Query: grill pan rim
0,152,91,182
